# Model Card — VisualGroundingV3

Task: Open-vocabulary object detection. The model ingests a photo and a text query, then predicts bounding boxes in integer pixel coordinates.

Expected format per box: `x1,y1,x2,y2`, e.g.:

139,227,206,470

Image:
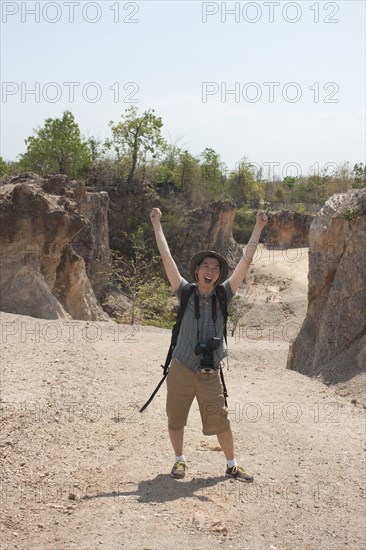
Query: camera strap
194,290,217,343
211,290,229,406
194,291,228,407
194,291,218,335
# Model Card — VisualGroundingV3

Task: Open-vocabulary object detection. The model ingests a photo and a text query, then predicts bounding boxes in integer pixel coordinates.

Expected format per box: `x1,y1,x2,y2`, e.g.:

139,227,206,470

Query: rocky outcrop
170,201,242,280
106,180,154,254
72,188,110,299
287,189,366,384
103,184,241,281
0,174,109,321
264,211,314,247
35,174,111,299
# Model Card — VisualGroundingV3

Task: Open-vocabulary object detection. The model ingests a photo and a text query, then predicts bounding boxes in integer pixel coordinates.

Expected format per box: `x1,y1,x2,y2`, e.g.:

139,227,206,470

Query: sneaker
171,460,186,479
226,465,254,482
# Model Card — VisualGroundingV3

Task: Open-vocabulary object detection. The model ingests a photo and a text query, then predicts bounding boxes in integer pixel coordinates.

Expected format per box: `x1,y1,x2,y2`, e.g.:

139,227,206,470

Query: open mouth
204,277,213,284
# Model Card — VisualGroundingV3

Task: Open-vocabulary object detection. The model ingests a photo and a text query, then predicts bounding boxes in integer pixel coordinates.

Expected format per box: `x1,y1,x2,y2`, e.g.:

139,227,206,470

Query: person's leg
217,427,253,481
197,372,253,481
168,428,184,456
166,359,195,478
216,427,234,461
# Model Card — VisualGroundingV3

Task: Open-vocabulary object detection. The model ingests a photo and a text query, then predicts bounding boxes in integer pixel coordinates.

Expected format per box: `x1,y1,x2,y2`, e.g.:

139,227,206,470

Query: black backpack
139,283,228,413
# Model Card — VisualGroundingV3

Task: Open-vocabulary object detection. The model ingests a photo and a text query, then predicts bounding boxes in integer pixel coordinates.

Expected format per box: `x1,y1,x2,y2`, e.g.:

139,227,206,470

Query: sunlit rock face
0,174,109,321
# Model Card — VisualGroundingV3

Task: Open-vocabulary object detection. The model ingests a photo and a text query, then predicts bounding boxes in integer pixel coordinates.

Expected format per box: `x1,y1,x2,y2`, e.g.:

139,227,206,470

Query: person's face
195,257,221,290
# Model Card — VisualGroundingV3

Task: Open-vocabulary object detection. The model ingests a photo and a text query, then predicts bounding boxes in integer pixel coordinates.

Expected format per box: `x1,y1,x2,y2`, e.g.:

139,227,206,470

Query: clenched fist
150,207,162,227
255,210,268,230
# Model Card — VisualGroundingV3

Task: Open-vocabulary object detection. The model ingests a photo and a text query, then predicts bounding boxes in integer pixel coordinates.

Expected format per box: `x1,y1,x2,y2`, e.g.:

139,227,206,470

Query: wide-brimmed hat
189,250,229,284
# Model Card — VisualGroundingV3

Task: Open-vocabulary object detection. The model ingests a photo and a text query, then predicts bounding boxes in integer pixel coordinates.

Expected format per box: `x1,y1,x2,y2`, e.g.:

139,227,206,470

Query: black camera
194,337,221,369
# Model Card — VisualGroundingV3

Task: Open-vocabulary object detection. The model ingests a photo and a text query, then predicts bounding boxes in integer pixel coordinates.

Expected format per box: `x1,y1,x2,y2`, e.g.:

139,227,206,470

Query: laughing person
150,207,267,480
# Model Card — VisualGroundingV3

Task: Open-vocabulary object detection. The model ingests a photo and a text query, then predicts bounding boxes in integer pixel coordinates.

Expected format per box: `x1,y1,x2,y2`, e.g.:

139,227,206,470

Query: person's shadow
81,474,227,503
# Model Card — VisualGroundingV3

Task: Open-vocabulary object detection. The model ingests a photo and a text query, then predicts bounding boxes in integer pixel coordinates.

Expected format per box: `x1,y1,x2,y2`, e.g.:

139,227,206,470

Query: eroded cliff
0,174,109,320
287,189,366,390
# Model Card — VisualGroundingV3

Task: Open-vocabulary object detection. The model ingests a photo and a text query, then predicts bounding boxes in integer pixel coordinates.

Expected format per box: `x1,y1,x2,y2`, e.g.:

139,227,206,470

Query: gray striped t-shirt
172,278,234,372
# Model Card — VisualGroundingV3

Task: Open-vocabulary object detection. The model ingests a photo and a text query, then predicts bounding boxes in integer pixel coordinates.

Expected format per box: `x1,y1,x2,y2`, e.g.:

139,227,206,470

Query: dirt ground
1,246,365,550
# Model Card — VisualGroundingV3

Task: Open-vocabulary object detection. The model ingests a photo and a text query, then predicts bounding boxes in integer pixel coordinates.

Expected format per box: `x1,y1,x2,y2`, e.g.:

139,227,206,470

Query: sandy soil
1,246,365,550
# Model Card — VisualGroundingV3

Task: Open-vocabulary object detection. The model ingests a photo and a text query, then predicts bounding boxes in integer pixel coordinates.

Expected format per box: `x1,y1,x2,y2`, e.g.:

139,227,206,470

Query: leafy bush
0,156,8,177
233,207,256,243
295,203,306,214
137,275,176,328
342,207,359,222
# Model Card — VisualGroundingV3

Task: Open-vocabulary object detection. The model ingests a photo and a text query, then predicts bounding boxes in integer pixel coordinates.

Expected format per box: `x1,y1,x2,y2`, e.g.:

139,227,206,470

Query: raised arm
150,208,182,292
228,210,268,294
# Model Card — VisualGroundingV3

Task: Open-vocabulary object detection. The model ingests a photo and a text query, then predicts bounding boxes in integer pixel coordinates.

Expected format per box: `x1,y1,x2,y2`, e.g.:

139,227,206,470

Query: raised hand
255,210,268,230
150,207,162,227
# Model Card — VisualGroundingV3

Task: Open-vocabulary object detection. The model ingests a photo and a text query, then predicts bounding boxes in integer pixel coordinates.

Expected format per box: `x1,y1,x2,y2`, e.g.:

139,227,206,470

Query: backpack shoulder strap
177,283,197,324
215,284,229,406
215,284,227,317
169,282,196,357
215,284,228,345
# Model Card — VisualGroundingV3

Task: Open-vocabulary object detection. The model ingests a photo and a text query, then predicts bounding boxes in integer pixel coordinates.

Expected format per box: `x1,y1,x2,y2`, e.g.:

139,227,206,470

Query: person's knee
216,426,232,438
168,423,186,432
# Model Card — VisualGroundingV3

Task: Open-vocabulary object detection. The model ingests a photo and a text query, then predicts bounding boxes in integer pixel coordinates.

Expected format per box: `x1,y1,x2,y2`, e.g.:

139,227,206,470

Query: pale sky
1,0,365,178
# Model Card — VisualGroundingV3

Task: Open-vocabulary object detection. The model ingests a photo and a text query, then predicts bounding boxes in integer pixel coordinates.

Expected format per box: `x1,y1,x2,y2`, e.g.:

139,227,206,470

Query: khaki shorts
166,358,230,436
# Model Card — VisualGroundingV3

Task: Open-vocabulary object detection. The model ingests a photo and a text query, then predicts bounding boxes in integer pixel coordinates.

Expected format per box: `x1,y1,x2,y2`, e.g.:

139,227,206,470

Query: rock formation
0,174,109,321
287,188,366,385
106,179,153,254
170,201,242,280
36,174,111,299
102,182,241,281
264,211,314,247
70,187,110,299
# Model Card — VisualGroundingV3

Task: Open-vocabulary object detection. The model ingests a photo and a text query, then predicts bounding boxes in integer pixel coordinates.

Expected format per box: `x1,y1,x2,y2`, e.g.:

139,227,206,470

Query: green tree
154,146,200,199
107,106,167,184
352,163,366,189
282,176,296,203
106,227,175,327
109,228,155,325
87,136,104,162
19,111,91,178
200,147,225,199
178,150,200,193
283,176,296,190
227,160,261,207
0,156,8,177
154,143,181,185
137,275,175,328
233,206,257,243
